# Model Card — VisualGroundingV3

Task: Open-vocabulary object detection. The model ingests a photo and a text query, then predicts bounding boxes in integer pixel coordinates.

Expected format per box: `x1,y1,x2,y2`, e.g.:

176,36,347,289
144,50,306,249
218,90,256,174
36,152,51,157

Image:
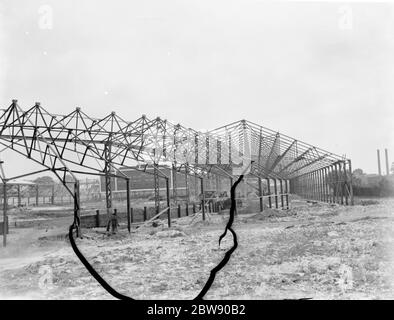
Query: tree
353,168,364,176
33,176,54,185
352,168,365,188
64,173,75,183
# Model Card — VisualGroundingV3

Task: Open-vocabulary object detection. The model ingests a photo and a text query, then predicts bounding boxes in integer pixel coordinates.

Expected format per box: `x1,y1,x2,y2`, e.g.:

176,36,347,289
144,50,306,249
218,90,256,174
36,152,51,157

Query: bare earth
1,199,394,300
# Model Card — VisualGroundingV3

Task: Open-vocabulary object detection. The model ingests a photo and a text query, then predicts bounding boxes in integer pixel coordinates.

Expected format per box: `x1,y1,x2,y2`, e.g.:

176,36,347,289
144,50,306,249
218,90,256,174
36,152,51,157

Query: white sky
0,0,393,178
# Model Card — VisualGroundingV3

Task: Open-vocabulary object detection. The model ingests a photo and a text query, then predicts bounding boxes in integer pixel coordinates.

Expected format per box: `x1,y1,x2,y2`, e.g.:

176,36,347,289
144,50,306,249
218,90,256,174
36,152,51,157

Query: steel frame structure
0,100,353,245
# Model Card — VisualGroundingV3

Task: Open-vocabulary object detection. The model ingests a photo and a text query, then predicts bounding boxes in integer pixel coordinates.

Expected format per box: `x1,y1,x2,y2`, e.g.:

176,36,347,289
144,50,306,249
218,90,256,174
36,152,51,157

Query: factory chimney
385,149,390,176
377,149,382,176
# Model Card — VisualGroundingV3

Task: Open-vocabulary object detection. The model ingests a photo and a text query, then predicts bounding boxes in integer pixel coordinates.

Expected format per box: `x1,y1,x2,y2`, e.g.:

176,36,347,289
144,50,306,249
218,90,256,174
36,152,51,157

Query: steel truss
0,100,353,244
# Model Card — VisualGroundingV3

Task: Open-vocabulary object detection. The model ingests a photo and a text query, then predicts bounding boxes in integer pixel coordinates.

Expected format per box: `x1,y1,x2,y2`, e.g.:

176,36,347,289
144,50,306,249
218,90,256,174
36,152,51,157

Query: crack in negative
68,175,244,300
195,174,243,300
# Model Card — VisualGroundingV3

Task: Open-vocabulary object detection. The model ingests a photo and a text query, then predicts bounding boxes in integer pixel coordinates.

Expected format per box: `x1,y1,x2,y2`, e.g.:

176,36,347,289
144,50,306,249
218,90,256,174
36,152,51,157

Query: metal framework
0,100,353,245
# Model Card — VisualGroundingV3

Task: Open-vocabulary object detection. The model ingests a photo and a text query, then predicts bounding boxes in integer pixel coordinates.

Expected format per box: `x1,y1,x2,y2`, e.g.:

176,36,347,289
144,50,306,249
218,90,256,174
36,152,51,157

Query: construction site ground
0,197,393,300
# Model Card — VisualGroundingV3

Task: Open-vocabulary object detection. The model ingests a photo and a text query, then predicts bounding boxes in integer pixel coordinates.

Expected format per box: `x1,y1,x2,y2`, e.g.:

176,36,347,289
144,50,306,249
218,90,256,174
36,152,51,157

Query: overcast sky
0,0,393,178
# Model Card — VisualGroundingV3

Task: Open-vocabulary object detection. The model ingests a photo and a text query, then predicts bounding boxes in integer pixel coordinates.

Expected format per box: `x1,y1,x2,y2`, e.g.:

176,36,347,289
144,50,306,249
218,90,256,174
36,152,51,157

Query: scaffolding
0,100,353,246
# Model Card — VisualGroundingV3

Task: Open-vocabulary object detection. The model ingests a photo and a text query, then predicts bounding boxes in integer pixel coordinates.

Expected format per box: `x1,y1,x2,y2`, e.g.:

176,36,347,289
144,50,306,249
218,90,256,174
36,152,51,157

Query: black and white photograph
0,0,393,307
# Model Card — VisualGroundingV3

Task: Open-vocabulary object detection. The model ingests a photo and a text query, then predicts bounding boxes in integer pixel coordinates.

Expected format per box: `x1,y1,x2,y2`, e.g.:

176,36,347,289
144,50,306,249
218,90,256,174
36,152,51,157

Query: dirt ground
1,198,394,300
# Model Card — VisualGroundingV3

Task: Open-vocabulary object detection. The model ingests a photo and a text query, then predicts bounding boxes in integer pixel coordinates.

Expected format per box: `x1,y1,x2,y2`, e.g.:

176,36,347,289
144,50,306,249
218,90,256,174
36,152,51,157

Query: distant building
99,166,187,199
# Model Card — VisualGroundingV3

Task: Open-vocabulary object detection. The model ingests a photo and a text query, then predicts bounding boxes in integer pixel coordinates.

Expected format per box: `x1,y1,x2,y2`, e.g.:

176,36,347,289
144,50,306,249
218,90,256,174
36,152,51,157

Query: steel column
201,177,206,220
343,162,349,205
17,184,21,207
126,178,131,232
285,180,289,209
267,178,272,208
258,177,263,212
348,159,354,205
74,180,81,237
274,179,278,209
280,179,284,208
3,182,7,247
166,177,171,227
153,163,160,210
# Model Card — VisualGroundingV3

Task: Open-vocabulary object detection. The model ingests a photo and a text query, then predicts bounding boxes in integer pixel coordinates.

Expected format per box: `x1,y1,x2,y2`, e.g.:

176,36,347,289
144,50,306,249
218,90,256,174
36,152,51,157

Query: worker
106,209,119,234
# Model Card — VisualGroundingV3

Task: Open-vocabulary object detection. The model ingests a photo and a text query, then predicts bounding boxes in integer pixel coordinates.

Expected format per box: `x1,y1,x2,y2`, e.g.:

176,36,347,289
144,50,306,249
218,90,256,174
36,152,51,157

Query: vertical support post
274,179,278,209
104,143,112,224
321,170,325,202
96,210,100,227
74,180,81,237
310,172,313,200
230,177,237,215
51,184,55,205
17,184,21,207
185,168,190,204
304,174,307,199
143,206,147,221
314,171,318,200
258,177,263,212
172,165,178,206
338,162,344,204
343,162,349,205
267,178,272,208
3,182,7,247
285,180,289,209
330,166,334,203
327,167,332,203
348,159,354,205
177,204,181,218
194,173,199,202
317,171,320,201
325,167,330,203
36,184,39,206
280,179,284,209
307,174,310,199
201,177,205,221
334,163,339,204
322,169,326,202
166,177,171,227
126,178,131,233
153,162,160,210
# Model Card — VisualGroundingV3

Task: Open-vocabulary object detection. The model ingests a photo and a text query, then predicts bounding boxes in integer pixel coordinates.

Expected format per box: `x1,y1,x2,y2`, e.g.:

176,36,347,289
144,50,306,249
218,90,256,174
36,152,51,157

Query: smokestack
377,149,382,176
385,148,390,176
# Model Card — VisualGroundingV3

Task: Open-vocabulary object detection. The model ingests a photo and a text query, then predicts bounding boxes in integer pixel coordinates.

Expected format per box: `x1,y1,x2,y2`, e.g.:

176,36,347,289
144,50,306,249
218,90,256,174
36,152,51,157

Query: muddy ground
0,198,393,300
